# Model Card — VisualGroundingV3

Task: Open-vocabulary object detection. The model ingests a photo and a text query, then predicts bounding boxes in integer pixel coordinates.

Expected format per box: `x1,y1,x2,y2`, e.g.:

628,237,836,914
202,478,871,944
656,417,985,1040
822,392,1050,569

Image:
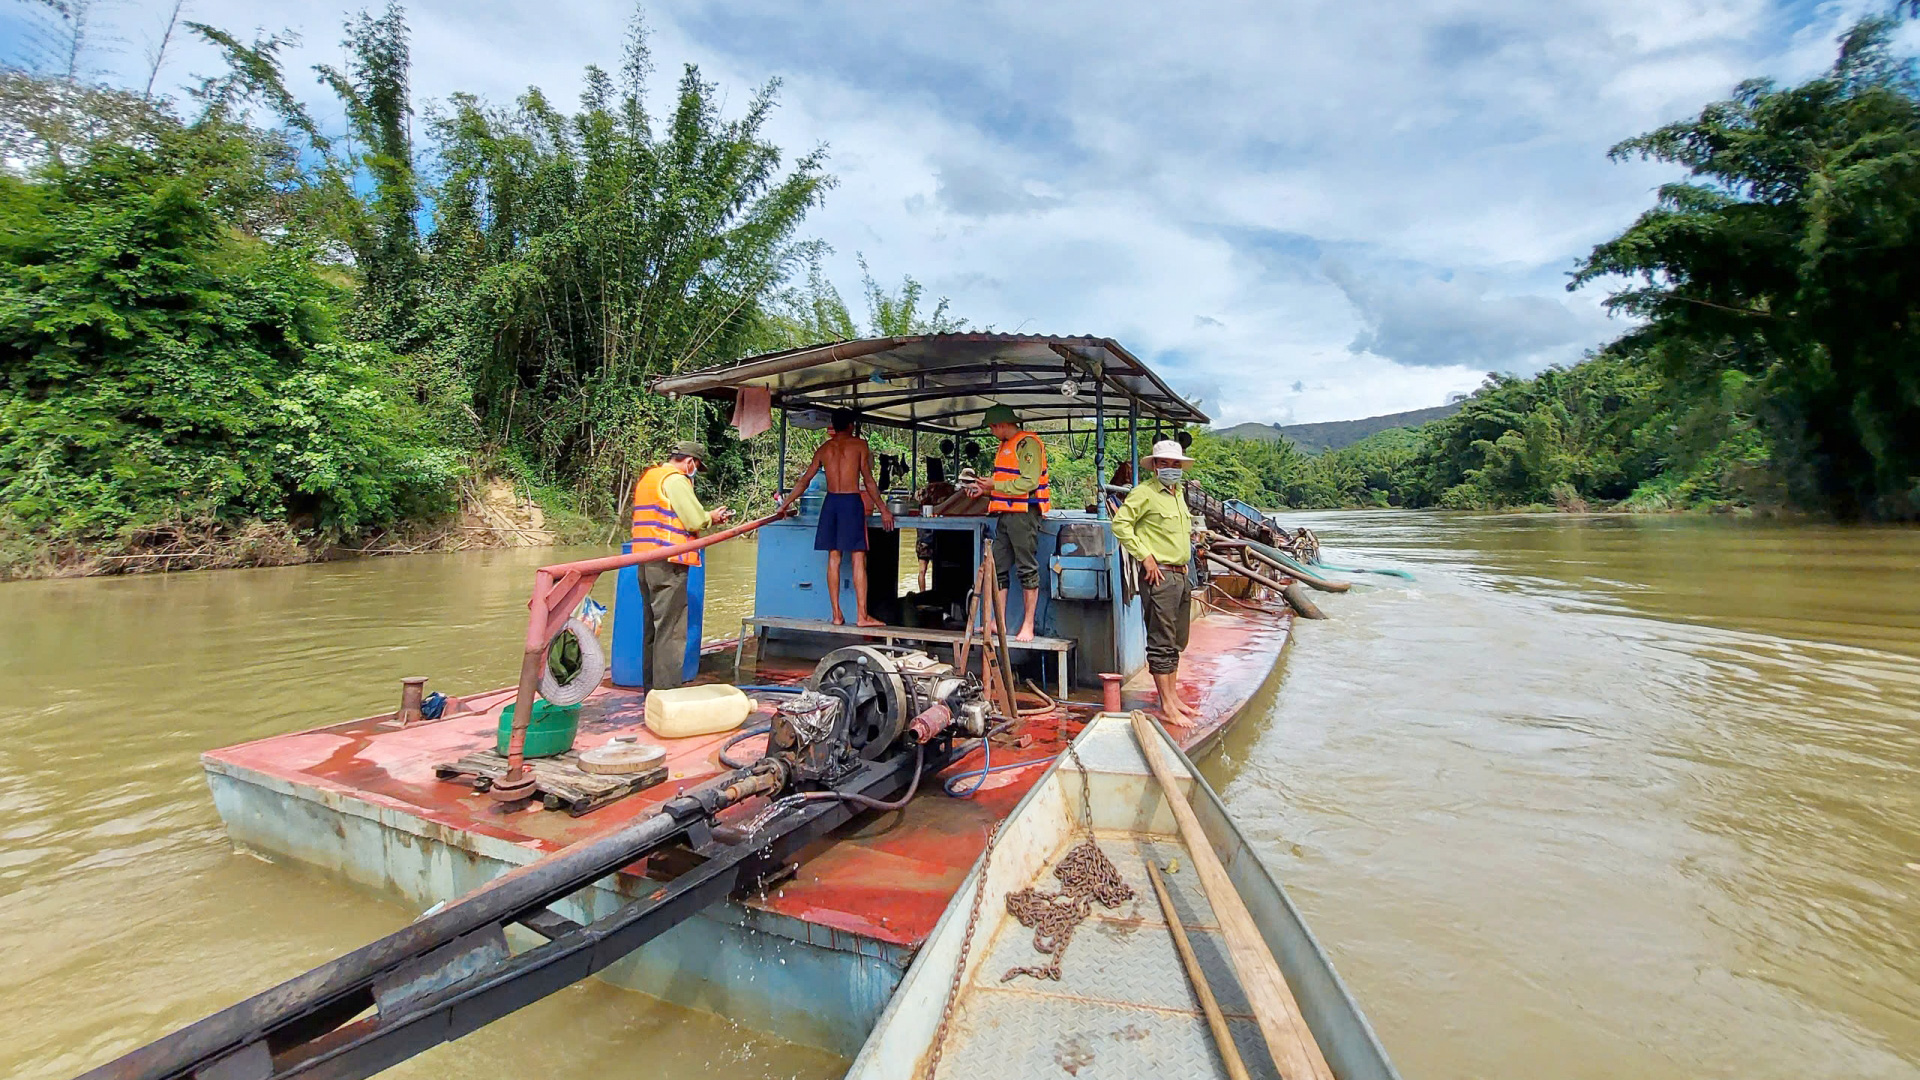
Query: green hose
1311,560,1416,580
1244,538,1351,593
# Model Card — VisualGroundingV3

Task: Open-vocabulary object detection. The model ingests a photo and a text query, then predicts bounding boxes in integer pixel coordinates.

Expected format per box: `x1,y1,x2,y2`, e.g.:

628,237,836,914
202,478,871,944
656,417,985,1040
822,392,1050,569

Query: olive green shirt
990,434,1045,497
1111,478,1192,567
659,470,712,534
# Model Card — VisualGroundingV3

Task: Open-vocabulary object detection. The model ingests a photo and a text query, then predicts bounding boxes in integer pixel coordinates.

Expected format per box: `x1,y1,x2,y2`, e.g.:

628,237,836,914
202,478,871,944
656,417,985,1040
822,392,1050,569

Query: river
3,513,1916,1079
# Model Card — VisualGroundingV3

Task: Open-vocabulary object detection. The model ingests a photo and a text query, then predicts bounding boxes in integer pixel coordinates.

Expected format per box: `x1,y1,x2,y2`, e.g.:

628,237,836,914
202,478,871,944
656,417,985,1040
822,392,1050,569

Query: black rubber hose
718,723,772,770
793,742,926,812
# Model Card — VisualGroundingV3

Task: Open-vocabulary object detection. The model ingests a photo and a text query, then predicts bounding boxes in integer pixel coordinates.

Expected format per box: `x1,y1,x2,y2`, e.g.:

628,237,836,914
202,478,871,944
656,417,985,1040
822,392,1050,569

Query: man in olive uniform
628,441,732,689
963,404,1051,641
1111,439,1196,725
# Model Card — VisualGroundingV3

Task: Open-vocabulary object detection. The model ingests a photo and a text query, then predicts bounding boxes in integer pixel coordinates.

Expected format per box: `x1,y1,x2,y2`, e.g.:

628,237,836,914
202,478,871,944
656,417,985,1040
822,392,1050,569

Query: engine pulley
808,645,911,760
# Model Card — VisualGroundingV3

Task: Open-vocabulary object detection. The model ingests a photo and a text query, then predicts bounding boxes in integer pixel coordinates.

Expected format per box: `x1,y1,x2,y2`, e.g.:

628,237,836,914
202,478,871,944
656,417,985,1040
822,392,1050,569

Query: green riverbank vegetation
3,7,1917,579
1203,16,1920,519
0,4,964,577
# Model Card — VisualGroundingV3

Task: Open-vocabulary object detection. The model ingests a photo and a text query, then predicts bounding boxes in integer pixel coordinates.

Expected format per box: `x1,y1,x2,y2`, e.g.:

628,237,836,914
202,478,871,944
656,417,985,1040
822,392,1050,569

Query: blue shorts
815,492,870,552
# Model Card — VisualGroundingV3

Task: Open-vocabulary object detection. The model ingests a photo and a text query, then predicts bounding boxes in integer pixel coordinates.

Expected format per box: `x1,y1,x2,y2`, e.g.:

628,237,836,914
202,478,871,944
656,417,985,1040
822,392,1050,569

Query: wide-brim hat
1144,438,1195,464
982,404,1018,426
671,440,707,461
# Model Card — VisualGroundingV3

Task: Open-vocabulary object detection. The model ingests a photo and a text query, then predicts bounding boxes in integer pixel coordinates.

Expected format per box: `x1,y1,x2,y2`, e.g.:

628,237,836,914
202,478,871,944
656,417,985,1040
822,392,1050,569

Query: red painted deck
202,607,1291,950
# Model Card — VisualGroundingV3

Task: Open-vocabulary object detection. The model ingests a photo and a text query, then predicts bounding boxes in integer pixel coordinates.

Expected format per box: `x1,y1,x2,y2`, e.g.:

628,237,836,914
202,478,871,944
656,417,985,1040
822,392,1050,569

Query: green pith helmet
983,404,1018,426
671,440,707,461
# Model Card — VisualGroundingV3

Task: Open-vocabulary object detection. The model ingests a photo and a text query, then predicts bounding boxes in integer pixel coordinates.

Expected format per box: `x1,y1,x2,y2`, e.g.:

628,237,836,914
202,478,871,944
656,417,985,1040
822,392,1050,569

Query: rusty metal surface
198,608,1291,953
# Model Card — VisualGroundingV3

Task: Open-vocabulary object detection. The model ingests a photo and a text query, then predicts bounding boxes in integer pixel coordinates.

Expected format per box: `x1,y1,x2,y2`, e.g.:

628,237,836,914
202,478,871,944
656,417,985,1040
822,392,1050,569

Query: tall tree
316,3,421,337
423,12,832,513
1572,16,1920,518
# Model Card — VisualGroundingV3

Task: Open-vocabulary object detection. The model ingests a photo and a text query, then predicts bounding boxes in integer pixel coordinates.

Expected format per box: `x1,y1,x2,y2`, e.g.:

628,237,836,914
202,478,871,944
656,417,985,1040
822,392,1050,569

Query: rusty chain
922,820,1001,1080
922,737,1132,1077
1000,740,1133,981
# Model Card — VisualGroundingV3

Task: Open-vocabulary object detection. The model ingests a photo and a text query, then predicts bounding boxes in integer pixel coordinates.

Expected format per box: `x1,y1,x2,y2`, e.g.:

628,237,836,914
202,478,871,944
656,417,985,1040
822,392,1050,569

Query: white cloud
32,0,1886,426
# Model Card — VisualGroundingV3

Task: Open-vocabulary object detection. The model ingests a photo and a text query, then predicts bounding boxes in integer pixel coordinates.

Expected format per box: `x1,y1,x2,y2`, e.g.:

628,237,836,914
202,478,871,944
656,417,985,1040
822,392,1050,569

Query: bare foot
831,612,846,626
1015,626,1035,642
1161,704,1195,728
856,614,885,628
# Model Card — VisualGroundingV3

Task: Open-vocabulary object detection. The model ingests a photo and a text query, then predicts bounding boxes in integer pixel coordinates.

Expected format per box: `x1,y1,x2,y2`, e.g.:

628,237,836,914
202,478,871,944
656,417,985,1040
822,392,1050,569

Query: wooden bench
737,615,1075,698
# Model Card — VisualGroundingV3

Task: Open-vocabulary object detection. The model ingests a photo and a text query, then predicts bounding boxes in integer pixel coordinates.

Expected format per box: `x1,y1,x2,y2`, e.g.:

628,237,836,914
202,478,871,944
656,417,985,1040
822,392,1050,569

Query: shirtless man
778,409,896,626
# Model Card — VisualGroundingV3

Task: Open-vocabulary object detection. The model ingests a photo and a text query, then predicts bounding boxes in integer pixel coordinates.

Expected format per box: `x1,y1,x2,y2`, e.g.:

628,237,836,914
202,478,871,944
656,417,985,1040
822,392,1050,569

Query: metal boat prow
848,713,1400,1080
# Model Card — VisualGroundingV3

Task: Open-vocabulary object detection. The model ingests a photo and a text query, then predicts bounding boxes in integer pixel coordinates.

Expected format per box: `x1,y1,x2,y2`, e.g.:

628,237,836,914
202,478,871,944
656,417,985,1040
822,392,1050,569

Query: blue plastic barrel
611,541,706,688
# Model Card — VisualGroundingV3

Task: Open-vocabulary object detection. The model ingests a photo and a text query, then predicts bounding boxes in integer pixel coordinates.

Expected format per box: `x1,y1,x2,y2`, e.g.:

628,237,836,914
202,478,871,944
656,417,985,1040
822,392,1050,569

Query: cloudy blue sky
5,0,1903,425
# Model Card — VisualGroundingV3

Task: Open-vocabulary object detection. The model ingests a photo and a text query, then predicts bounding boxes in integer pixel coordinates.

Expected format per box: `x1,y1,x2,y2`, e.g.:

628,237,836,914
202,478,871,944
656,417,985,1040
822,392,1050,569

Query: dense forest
0,3,971,575
2,5,1916,578
1201,16,1920,519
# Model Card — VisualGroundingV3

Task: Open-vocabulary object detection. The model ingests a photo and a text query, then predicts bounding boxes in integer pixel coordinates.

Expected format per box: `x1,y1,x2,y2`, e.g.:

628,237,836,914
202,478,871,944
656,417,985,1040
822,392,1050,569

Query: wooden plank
1130,710,1335,1080
1148,860,1253,1080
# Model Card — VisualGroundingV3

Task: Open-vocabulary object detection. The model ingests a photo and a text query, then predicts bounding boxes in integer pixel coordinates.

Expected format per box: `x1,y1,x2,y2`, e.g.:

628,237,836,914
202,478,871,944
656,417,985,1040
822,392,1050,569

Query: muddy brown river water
3,512,1916,1079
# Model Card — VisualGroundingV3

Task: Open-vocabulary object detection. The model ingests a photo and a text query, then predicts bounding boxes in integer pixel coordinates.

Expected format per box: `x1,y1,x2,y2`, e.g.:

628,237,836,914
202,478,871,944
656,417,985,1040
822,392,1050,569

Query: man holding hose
1111,439,1197,726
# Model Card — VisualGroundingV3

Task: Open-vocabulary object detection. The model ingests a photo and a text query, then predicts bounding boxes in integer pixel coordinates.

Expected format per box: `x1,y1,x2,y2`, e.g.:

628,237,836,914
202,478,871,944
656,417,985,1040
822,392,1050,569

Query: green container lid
497,700,581,759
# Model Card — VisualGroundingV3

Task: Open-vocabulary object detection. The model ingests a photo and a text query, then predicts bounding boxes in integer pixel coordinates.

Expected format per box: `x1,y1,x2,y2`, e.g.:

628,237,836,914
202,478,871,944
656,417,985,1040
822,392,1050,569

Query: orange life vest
630,464,700,567
987,431,1051,514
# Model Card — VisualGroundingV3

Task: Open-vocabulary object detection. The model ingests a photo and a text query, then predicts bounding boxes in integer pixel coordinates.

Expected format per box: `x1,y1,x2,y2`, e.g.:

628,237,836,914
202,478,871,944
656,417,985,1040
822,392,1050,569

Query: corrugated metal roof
650,333,1208,432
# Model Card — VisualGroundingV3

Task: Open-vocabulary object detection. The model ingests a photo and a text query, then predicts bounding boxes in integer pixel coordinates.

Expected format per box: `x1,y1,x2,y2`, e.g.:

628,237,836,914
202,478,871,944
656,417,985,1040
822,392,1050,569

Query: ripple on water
1208,511,1920,1080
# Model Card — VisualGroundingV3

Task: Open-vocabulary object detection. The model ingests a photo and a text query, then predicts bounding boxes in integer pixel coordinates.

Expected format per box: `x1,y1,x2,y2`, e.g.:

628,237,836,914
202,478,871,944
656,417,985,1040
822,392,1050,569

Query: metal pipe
496,512,784,799
1128,396,1139,487
777,407,789,488
83,765,755,1080
1201,550,1296,597
1215,532,1351,594
1094,379,1106,517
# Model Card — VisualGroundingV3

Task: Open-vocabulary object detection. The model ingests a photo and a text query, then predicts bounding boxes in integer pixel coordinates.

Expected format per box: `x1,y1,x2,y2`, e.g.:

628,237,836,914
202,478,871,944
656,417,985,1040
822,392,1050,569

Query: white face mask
1155,466,1184,485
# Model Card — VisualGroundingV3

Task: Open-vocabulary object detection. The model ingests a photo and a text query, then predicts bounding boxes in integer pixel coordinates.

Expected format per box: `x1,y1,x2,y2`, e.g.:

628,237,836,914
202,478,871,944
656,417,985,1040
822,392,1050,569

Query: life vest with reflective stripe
631,464,700,567
987,431,1051,514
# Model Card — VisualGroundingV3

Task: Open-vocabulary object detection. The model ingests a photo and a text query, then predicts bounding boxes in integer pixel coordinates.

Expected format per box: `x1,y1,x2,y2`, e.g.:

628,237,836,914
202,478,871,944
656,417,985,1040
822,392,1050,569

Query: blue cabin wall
754,506,1146,688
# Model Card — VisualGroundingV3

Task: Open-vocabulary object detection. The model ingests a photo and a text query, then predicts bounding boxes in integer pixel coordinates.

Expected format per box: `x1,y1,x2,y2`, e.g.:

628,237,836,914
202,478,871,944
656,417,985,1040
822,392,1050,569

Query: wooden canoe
845,714,1401,1080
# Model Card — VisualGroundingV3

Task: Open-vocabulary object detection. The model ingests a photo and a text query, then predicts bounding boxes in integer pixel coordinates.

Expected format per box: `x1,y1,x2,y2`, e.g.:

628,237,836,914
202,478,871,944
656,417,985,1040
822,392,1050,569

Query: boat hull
847,714,1399,1079
197,609,1292,1056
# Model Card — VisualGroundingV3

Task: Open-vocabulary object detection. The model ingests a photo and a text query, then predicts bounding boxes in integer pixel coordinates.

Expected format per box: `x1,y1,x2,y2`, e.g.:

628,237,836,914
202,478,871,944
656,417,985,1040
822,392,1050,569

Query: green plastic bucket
496,700,581,759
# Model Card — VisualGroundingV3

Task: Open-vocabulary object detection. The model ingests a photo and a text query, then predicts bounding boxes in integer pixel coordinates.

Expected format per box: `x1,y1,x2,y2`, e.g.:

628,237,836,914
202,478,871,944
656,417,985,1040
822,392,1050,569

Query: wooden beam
1148,861,1252,1080
1129,711,1334,1080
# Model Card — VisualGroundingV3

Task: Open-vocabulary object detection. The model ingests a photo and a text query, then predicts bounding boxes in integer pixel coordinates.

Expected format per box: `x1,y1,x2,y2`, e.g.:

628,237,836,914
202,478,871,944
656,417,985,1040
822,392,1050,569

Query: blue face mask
1155,467,1184,486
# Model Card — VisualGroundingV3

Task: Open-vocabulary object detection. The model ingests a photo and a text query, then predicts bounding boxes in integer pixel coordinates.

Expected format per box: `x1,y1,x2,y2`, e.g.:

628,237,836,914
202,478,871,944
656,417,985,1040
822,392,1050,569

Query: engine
766,646,993,786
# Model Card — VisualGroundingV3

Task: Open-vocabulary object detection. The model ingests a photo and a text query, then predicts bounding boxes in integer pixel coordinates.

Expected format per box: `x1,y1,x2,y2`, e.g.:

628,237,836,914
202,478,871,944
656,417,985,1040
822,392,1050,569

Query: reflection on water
3,516,1917,1079
1213,512,1920,1079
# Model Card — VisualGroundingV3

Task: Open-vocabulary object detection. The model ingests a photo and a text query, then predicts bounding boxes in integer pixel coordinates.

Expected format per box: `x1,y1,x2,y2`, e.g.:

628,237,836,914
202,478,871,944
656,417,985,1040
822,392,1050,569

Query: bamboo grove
3,5,1918,579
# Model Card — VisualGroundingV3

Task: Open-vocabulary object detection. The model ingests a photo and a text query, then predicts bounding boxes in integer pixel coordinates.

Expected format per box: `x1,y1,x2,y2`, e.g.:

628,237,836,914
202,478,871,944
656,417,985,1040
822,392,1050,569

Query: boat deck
937,828,1279,1078
199,607,1292,1052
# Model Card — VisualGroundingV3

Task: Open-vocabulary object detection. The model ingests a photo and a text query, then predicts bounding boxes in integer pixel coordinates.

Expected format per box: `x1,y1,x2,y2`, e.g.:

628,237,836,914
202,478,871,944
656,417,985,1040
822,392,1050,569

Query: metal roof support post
777,407,789,488
1128,394,1139,484
1094,379,1107,518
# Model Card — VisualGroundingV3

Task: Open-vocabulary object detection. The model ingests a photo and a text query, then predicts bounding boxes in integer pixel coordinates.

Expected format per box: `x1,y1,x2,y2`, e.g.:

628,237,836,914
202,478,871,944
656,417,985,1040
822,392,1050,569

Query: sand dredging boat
78,335,1389,1080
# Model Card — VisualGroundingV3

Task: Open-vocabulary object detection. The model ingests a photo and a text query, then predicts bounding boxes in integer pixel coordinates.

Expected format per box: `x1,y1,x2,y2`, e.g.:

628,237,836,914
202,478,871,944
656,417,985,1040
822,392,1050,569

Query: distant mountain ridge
1214,401,1464,453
